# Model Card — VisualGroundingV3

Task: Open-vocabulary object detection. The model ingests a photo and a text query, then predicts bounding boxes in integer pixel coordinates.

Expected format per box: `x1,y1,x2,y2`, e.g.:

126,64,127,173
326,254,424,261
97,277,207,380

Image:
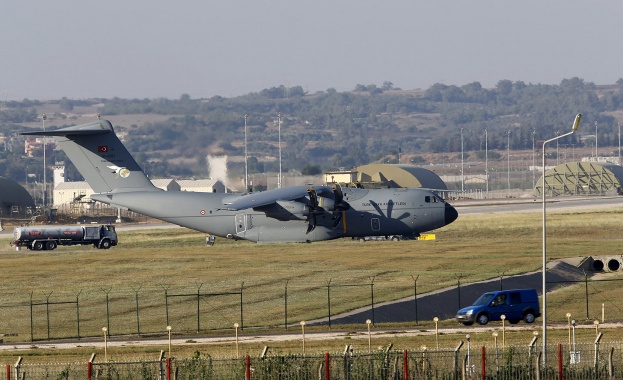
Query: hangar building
325,164,447,190
354,164,448,190
535,162,623,196
0,178,35,218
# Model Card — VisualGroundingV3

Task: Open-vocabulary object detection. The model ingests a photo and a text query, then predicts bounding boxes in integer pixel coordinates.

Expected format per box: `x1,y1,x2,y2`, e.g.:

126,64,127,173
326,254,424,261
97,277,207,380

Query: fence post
536,352,541,380
558,343,562,380
325,353,330,380
246,355,251,380
166,357,171,380
609,346,614,378
481,346,485,380
453,341,464,380
87,362,92,380
403,349,408,380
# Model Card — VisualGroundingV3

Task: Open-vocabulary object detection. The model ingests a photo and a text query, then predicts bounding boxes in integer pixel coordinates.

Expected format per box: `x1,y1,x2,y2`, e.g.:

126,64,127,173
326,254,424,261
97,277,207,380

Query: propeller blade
306,213,316,234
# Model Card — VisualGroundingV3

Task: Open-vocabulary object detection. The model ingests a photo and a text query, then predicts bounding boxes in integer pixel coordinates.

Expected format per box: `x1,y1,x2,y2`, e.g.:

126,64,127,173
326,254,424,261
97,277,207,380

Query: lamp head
500,314,506,321
572,114,582,132
366,319,372,325
566,312,571,318
433,317,439,322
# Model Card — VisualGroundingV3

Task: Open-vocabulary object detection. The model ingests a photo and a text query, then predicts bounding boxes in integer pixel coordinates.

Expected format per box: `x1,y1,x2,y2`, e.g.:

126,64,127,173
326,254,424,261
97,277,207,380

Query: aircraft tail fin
23,120,158,194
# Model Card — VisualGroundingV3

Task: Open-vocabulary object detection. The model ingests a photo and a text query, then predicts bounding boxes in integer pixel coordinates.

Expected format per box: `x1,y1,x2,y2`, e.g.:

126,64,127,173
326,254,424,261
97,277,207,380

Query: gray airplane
23,120,458,243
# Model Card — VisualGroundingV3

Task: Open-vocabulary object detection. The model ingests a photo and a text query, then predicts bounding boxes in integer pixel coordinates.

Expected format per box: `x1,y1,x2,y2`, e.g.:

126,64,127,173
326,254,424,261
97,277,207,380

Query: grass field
1,205,623,363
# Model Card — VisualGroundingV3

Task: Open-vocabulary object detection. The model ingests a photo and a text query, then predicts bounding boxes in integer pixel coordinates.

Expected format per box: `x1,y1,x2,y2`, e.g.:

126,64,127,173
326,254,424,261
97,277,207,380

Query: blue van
455,289,541,326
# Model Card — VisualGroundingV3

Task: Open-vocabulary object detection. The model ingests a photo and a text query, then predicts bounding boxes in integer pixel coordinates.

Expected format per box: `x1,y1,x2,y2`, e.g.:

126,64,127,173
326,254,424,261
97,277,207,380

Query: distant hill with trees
2,77,623,182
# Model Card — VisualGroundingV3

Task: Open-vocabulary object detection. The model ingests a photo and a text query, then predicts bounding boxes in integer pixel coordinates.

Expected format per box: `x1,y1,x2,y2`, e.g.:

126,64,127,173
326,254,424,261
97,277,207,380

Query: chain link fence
9,342,623,379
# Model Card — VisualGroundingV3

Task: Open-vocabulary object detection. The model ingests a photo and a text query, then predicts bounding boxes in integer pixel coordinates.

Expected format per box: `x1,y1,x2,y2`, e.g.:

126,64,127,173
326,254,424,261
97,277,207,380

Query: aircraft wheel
32,241,44,251
358,237,365,242
391,236,400,241
45,241,57,250
99,239,112,249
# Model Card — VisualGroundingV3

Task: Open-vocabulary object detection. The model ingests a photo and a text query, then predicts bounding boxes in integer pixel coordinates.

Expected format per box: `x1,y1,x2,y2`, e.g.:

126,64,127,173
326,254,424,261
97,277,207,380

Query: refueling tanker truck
12,225,118,251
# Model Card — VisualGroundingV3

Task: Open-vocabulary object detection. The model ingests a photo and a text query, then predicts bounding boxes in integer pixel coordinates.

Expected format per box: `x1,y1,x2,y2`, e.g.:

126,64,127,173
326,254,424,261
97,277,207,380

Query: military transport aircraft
23,120,458,243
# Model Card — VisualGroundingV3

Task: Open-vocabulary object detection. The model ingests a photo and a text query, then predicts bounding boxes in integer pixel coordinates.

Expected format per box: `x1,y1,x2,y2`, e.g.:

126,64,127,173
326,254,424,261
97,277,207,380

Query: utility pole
485,128,488,195
42,113,47,210
244,113,249,192
507,130,511,197
278,113,282,189
461,128,464,194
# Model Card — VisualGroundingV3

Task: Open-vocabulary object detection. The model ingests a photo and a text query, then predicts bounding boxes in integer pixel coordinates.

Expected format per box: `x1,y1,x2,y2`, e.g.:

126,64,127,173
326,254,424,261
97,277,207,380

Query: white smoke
207,155,228,190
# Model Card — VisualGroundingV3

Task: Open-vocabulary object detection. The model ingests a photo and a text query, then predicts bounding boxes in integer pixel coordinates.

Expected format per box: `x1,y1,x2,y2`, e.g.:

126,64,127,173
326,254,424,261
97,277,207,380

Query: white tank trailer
12,225,118,251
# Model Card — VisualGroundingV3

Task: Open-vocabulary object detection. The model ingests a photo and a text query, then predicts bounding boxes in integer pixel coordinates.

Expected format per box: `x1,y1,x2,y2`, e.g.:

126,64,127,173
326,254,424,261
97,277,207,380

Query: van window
509,292,521,304
473,293,494,306
425,196,431,203
490,294,507,306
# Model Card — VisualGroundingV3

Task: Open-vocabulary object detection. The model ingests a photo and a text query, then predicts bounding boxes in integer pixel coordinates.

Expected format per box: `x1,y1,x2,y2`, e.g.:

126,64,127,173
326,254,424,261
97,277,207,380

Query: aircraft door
371,218,380,232
235,214,252,234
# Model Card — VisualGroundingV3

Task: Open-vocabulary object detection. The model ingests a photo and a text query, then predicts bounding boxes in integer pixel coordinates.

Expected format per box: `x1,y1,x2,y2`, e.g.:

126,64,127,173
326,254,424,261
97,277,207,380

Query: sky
1,1,622,101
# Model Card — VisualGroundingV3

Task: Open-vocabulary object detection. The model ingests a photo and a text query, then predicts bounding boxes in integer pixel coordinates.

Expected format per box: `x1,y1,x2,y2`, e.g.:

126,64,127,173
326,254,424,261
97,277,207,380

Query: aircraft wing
223,185,333,211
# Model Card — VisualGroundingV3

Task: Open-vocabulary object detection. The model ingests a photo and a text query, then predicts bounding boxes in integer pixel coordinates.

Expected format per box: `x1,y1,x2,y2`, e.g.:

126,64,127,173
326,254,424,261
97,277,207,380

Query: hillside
2,78,623,185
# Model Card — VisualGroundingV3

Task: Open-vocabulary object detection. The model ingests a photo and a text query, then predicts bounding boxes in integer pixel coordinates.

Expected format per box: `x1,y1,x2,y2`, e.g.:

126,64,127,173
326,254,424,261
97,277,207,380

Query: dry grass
1,206,623,363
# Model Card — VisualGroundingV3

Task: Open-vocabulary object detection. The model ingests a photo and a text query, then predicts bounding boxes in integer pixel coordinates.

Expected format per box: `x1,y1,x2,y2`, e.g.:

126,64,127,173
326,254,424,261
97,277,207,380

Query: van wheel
358,237,365,242
476,313,489,325
523,311,536,324
391,236,400,241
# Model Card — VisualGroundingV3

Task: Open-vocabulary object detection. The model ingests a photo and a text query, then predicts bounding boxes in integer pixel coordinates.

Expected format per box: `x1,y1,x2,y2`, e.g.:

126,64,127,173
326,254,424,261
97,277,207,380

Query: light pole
566,313,572,346
102,327,108,362
571,319,577,364
166,325,172,358
507,130,511,197
461,128,464,194
485,128,489,195
493,332,499,369
433,317,439,350
244,114,249,192
542,114,582,367
366,319,372,353
277,113,282,189
234,323,240,358
41,113,47,210
532,130,536,191
500,315,506,348
300,321,306,356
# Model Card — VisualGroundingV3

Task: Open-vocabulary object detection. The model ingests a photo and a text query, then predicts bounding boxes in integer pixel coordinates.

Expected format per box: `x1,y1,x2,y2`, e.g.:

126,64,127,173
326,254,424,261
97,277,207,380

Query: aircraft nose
445,203,458,225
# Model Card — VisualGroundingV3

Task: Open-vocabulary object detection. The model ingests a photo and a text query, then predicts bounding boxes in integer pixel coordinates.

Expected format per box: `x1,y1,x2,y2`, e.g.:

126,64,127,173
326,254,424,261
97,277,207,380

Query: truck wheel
45,241,57,250
476,313,489,325
99,239,112,249
32,241,44,251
